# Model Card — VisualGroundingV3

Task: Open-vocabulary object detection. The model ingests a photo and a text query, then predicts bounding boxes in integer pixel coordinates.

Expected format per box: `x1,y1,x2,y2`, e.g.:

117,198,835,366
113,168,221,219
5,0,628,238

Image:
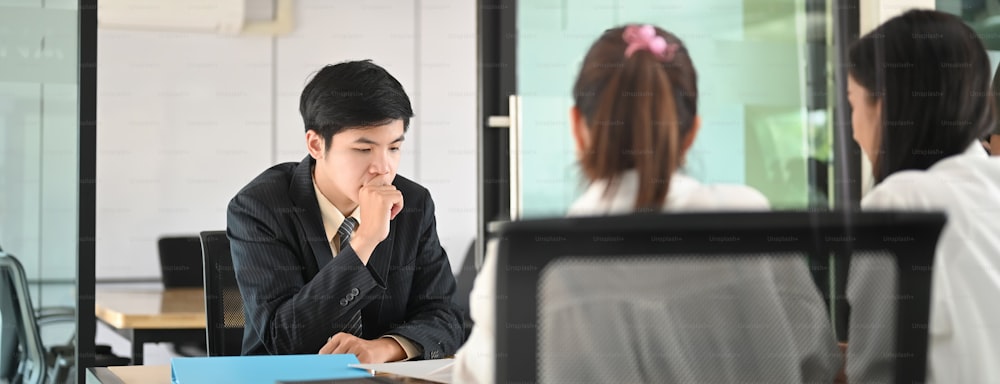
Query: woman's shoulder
862,166,950,210
673,175,770,211
700,184,771,209
864,154,1000,209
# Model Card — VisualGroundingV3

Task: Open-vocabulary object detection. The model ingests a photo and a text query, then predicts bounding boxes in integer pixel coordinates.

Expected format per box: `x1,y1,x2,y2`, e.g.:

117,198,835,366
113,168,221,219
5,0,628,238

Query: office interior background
1,0,998,380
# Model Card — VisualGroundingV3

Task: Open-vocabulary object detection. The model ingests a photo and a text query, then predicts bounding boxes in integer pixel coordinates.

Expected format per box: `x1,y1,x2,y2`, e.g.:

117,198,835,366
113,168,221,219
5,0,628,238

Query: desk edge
89,367,125,384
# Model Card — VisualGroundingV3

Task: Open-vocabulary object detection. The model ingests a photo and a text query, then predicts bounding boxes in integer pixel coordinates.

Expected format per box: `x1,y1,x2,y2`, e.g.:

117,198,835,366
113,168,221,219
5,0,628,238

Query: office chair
158,236,205,288
0,251,75,384
157,235,209,357
200,231,245,356
493,211,945,384
454,241,477,341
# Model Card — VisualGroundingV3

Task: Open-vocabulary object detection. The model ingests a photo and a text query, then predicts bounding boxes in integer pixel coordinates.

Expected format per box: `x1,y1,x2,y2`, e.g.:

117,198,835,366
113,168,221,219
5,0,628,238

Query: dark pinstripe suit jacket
227,156,464,358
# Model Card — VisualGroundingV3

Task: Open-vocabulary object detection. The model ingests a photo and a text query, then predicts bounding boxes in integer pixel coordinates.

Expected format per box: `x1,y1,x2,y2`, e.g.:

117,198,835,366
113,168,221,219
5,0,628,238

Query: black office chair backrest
200,231,245,356
158,236,205,288
0,252,48,384
454,241,477,341
493,211,945,384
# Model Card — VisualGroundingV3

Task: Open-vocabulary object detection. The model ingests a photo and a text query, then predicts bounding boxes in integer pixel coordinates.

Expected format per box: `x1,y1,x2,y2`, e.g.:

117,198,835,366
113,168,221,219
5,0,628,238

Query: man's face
312,120,405,211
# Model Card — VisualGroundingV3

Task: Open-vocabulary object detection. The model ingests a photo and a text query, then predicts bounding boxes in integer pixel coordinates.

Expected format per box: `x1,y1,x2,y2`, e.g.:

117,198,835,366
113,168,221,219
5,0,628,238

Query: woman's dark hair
849,9,995,183
572,25,698,211
299,60,413,150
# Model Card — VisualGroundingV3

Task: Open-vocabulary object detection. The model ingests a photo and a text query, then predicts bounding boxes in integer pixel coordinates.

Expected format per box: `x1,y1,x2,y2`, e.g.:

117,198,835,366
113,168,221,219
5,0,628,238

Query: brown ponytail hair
573,25,698,211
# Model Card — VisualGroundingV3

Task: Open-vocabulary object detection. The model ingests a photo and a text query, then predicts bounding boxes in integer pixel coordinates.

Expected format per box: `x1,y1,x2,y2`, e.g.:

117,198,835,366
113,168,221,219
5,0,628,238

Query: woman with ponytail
566,25,767,213
453,25,839,383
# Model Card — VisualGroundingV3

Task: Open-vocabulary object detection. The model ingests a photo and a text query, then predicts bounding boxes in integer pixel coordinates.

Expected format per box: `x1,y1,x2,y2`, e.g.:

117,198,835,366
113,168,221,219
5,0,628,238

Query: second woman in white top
845,10,1000,383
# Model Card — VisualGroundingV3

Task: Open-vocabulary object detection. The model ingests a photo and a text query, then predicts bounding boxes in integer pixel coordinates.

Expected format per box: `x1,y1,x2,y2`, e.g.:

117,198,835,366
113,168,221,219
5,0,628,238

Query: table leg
130,330,144,366
102,325,205,365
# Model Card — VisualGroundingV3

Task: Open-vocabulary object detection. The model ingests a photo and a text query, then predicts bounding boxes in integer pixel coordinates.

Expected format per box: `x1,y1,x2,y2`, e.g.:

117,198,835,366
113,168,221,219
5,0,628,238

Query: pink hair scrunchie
623,24,677,62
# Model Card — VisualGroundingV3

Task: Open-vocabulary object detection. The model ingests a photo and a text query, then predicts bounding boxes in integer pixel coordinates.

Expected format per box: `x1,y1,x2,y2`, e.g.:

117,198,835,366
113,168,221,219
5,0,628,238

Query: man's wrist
382,335,422,361
377,337,407,362
349,234,376,264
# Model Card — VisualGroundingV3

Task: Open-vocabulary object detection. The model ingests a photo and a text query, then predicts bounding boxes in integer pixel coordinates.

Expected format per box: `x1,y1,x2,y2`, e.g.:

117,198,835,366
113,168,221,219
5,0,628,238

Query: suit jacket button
350,288,360,296
346,293,355,300
339,298,348,306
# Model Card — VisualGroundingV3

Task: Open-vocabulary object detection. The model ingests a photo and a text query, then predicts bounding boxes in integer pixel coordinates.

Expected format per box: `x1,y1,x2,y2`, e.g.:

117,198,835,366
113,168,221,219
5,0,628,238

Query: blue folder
170,354,371,384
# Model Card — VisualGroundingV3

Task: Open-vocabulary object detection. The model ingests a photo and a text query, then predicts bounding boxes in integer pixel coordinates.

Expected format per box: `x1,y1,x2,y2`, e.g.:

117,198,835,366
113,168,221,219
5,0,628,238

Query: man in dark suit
227,60,464,363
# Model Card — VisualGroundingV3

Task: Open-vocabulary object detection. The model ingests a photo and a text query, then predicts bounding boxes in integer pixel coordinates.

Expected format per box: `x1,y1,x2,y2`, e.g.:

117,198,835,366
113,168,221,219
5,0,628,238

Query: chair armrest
35,306,76,327
35,306,75,317
36,313,75,327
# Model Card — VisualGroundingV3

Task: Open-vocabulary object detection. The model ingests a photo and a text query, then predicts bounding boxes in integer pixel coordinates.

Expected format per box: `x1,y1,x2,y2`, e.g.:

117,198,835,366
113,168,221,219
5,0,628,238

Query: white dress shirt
848,143,1000,383
452,171,837,383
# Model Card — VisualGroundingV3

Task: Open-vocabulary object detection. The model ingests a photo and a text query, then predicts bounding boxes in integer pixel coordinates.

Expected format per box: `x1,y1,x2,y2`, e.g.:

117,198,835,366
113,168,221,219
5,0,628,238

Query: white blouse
848,143,1000,383
453,171,838,382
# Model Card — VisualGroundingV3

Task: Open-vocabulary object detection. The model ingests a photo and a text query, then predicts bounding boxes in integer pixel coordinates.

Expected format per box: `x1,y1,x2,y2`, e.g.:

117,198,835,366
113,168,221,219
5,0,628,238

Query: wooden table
89,365,441,383
95,287,207,365
89,365,172,384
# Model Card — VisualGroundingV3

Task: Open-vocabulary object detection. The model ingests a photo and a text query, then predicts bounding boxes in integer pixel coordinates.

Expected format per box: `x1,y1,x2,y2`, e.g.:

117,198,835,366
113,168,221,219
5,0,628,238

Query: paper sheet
350,359,454,383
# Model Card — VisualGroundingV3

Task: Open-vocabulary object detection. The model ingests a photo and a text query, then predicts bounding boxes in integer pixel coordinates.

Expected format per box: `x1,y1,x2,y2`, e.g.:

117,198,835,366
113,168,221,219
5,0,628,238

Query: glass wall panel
938,0,1000,83
0,0,80,348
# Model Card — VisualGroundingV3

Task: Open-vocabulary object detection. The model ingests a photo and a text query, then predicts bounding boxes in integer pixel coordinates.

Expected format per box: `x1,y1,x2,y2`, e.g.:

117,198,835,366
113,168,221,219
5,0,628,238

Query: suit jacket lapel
288,156,335,269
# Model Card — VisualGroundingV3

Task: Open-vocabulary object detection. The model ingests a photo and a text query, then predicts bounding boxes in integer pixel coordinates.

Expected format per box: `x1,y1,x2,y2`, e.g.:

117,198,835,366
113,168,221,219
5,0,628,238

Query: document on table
170,354,369,384
350,359,454,383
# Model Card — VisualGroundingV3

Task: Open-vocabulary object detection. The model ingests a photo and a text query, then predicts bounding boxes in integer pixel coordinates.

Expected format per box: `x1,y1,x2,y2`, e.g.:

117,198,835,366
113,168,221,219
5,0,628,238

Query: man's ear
680,115,701,155
306,130,326,160
570,106,590,158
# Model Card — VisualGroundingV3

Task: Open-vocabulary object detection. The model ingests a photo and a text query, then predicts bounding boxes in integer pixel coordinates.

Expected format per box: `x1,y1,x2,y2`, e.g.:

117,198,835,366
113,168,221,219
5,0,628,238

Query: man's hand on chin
318,333,406,364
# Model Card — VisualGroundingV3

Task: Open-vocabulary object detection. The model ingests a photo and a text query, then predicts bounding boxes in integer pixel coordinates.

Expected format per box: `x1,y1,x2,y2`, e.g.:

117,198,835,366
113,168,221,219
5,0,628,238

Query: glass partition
0,0,80,349
938,0,1000,77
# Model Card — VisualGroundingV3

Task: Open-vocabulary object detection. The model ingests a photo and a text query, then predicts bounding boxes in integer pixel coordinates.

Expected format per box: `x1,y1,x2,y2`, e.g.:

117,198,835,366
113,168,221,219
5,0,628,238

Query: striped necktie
337,217,358,251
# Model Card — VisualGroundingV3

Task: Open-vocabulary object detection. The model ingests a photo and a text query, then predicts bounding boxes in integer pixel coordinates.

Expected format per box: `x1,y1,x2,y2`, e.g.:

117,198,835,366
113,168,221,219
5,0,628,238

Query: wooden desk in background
95,287,207,365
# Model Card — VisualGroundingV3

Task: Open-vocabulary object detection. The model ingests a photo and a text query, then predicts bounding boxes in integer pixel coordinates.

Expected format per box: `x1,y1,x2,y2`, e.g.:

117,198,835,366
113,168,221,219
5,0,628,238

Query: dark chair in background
493,211,945,384
454,241,477,341
158,236,205,288
156,235,209,357
200,231,245,356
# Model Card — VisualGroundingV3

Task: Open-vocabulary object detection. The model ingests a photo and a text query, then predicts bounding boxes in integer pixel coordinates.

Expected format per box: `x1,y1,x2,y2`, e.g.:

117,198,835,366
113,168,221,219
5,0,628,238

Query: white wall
96,0,477,280
860,0,936,34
